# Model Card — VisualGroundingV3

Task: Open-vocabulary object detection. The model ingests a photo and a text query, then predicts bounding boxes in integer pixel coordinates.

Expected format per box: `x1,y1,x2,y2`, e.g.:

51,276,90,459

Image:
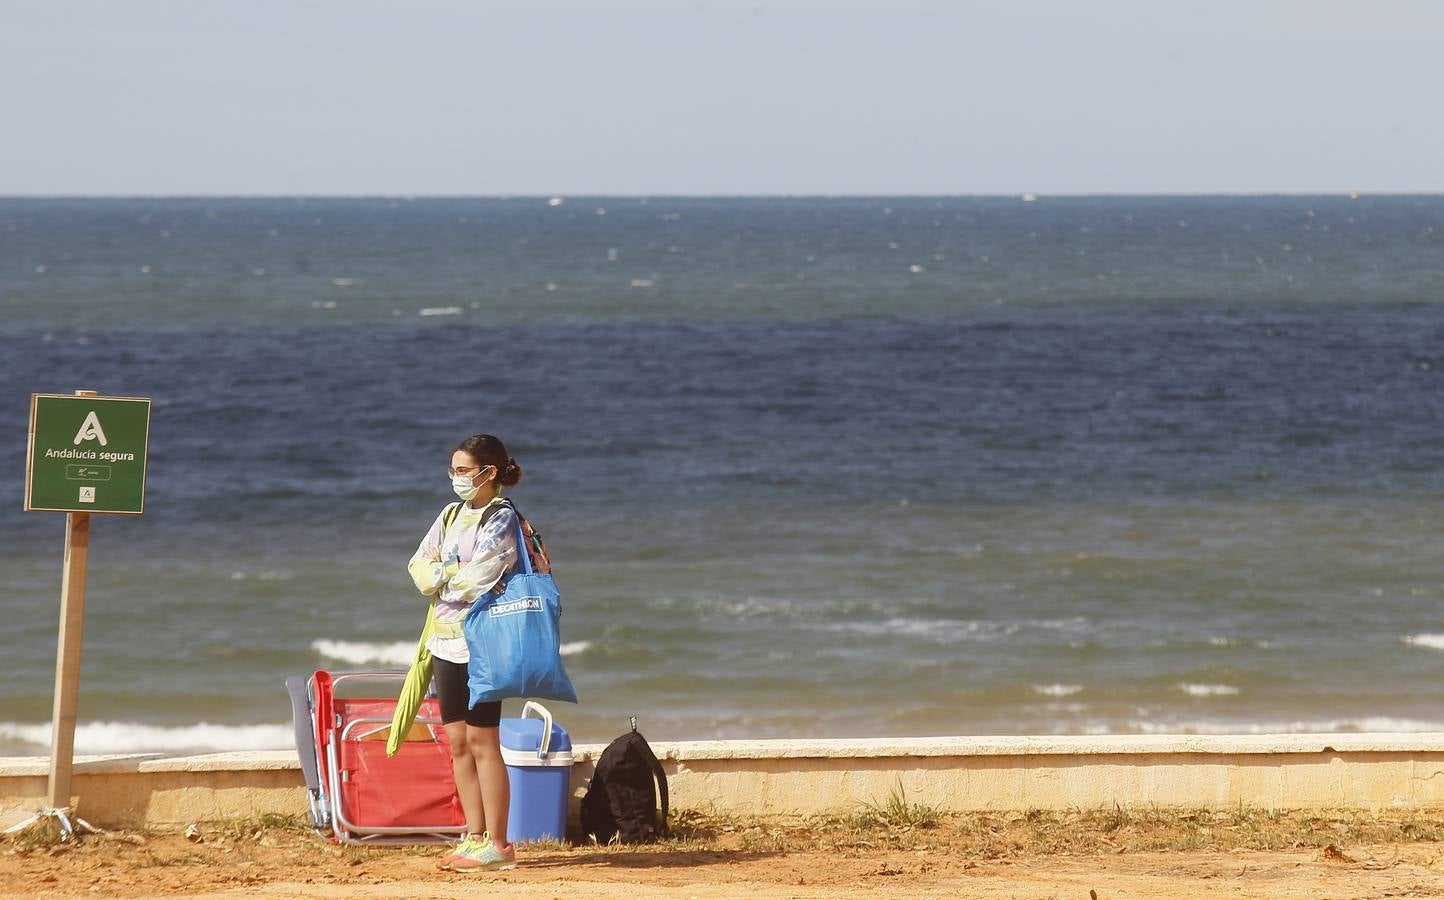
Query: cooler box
499,701,574,844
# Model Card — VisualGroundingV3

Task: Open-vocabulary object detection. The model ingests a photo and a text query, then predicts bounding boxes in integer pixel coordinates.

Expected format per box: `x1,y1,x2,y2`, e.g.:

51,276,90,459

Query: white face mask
451,473,481,501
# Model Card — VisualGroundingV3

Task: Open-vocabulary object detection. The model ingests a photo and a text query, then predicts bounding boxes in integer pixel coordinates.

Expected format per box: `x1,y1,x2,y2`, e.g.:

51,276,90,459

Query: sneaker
436,834,482,871
448,833,516,873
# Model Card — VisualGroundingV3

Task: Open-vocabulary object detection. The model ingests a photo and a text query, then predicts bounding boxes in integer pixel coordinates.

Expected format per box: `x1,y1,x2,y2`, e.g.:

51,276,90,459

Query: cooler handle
521,700,554,758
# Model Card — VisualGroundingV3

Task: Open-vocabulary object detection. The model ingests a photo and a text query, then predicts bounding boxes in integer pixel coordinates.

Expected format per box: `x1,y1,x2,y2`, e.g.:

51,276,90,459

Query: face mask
451,473,480,501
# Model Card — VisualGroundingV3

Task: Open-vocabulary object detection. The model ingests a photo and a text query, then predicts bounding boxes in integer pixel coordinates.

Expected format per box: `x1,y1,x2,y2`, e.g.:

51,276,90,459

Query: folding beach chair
286,669,465,845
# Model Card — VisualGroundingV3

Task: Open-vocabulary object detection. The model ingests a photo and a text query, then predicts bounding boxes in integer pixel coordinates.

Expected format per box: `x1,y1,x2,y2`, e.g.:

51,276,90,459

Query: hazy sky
4,0,1441,195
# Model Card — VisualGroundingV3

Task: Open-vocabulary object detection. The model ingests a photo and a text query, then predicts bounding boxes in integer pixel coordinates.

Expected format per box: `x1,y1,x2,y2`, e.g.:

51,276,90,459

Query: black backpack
580,719,669,843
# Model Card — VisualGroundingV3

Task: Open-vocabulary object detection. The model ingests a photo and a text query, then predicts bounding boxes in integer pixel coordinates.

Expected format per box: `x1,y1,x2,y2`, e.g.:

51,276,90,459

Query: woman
407,433,523,873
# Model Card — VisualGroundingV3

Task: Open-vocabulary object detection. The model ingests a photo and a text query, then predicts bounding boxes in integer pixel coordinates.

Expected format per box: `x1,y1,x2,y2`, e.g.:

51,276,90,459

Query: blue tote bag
463,512,578,706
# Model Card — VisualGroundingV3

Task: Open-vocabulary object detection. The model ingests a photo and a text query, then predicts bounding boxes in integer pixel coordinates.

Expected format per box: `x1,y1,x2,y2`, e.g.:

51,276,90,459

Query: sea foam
312,639,413,666
0,721,293,754
1401,634,1444,650
1032,684,1083,697
1177,683,1241,697
312,638,592,666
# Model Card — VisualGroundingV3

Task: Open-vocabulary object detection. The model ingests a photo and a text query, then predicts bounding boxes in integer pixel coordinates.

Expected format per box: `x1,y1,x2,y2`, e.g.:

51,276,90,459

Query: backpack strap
478,497,510,530
442,496,509,535
439,499,519,605
632,732,670,837
441,501,463,532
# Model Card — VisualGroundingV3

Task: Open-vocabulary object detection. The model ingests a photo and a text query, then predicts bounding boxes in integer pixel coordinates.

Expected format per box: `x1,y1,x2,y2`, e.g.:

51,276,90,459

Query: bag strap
512,511,535,575
493,498,540,576
632,731,670,837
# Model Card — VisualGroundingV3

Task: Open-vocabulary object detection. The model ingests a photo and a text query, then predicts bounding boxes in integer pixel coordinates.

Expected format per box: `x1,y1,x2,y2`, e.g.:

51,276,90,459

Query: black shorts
432,657,502,728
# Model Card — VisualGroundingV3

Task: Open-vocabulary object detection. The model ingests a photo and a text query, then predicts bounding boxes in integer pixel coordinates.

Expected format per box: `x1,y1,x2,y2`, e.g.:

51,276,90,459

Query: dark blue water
2,197,1443,753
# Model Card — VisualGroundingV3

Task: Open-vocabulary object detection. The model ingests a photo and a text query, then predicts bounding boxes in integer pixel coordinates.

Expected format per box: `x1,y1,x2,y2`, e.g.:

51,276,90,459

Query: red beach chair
287,669,465,845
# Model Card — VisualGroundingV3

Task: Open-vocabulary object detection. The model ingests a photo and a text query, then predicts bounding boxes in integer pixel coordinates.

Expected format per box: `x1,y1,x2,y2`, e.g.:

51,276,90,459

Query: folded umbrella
387,600,438,757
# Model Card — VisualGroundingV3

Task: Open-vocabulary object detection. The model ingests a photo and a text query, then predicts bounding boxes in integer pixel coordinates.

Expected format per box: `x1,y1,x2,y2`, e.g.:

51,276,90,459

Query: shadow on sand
518,847,783,870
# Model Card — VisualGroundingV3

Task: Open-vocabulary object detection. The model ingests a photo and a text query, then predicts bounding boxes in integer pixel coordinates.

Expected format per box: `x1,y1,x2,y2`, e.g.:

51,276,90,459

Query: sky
3,0,1442,196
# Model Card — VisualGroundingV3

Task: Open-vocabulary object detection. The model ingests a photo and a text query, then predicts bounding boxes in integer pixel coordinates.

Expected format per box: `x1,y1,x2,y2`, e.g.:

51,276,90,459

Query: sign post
8,391,151,841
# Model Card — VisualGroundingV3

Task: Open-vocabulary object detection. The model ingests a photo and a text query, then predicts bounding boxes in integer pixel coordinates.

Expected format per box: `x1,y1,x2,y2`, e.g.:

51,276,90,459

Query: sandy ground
6,813,1444,898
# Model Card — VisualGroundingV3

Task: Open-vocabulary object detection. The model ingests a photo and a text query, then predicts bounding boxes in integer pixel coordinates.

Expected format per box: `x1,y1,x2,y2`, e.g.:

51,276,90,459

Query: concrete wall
5,734,1444,830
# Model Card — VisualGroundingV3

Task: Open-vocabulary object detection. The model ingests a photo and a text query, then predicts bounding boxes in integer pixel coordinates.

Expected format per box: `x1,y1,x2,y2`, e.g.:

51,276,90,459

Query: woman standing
407,434,523,872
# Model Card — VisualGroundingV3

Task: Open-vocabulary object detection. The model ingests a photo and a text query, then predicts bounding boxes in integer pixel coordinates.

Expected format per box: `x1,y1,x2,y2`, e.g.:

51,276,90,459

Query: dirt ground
7,809,1444,899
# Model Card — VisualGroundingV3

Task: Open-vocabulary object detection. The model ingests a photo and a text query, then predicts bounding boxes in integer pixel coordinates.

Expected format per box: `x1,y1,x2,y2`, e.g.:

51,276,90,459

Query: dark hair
455,434,523,488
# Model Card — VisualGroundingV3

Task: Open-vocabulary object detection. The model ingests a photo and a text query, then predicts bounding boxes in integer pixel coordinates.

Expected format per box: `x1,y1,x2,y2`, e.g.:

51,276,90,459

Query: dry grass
6,804,1444,861
661,804,1444,857
2,820,66,854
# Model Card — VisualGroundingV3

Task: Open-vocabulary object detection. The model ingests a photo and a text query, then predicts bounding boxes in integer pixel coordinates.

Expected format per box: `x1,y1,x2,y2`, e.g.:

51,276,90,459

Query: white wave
1178,683,1241,697
1129,716,1444,735
1402,634,1444,650
315,638,589,664
1032,684,1083,697
0,721,293,754
818,616,1089,643
868,618,1008,640
312,639,413,666
228,570,293,581
1206,636,1274,649
419,306,463,317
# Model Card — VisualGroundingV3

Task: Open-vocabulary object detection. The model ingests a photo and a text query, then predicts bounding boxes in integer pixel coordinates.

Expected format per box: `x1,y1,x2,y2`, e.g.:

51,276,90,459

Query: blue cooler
499,701,574,844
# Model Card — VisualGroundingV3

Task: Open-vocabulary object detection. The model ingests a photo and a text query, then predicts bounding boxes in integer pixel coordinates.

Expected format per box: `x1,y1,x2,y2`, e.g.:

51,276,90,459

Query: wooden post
46,389,96,813
46,513,91,810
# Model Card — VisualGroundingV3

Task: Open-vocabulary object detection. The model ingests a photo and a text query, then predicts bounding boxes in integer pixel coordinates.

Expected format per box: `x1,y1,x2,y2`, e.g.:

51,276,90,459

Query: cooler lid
499,716,572,755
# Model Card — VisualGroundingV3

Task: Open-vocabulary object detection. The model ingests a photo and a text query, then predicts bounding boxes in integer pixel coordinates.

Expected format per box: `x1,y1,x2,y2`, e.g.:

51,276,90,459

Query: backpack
580,720,669,843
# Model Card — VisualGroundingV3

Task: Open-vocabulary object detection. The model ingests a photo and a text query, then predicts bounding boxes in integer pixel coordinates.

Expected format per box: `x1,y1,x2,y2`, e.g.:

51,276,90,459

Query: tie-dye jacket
407,497,518,664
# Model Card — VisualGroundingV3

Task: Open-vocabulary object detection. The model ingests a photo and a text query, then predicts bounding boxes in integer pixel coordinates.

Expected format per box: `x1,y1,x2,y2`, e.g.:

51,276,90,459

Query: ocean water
3,195,1444,755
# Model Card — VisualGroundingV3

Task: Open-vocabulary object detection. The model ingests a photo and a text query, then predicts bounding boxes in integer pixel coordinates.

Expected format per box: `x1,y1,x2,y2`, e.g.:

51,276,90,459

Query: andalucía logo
73,411,108,446
488,597,543,617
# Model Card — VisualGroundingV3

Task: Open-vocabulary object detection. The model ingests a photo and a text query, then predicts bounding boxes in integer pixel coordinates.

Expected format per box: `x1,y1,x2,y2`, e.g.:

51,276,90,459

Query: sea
2,195,1443,756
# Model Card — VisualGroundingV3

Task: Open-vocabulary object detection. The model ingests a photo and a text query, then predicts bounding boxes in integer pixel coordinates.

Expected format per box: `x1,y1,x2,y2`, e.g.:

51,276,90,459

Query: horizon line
2,190,1442,201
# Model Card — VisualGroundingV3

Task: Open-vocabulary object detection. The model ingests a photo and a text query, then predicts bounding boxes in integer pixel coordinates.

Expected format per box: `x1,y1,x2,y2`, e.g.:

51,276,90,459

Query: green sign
26,394,151,515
